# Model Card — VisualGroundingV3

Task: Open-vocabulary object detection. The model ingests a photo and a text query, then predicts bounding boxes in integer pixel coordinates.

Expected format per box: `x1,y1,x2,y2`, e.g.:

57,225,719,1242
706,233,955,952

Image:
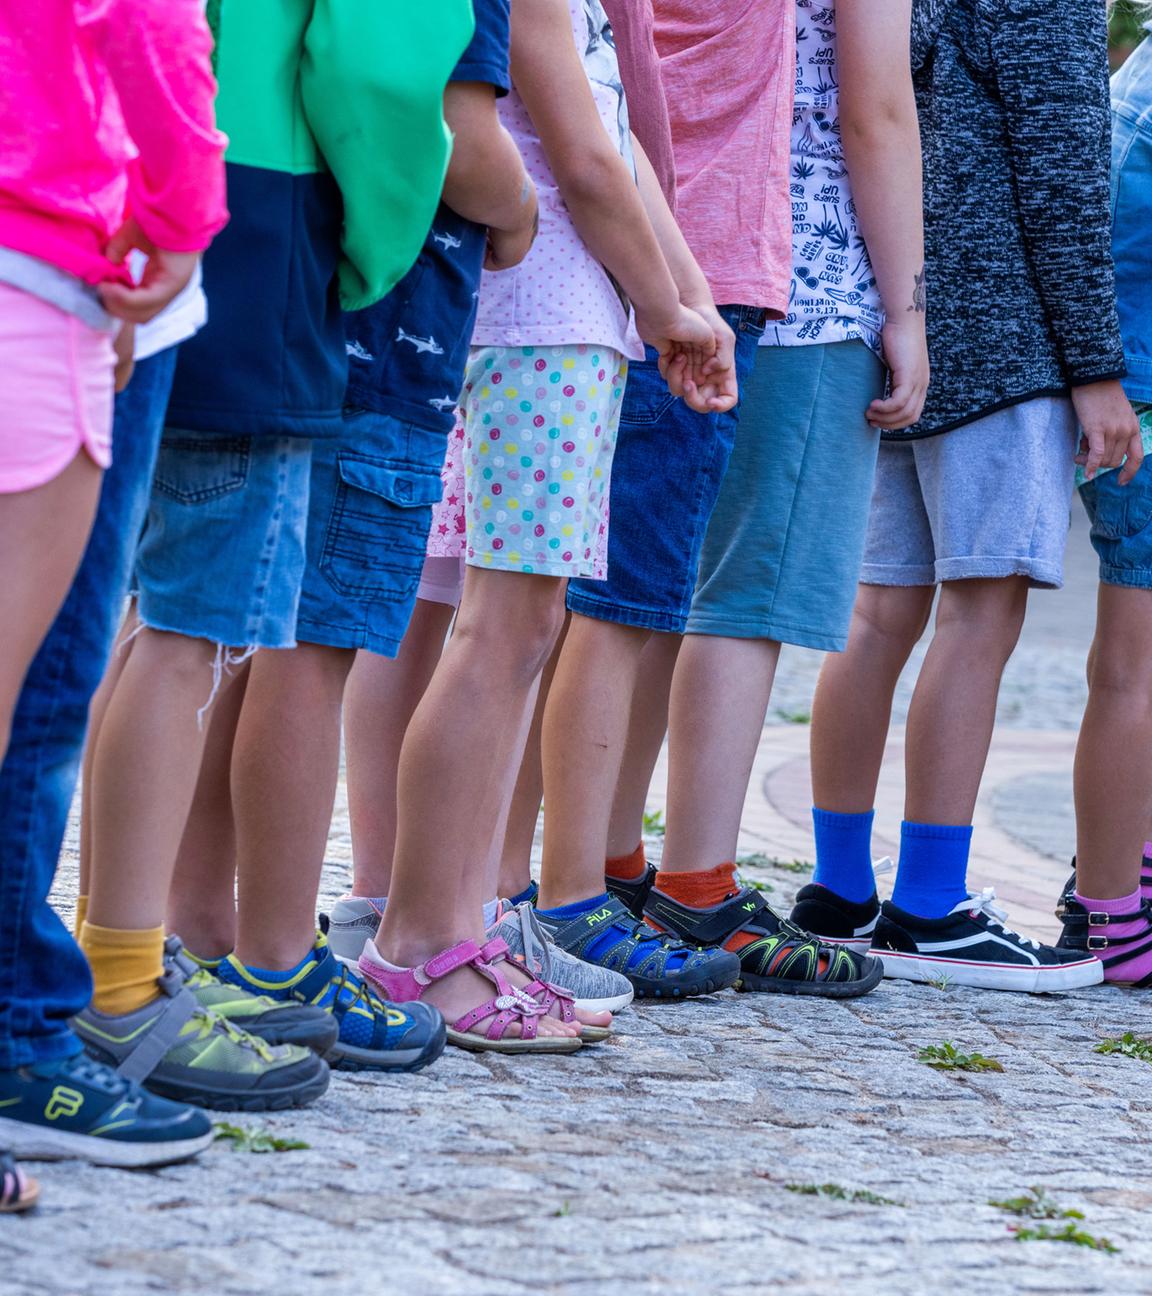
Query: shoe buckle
1087,935,1109,951
1088,911,1110,927
157,966,184,997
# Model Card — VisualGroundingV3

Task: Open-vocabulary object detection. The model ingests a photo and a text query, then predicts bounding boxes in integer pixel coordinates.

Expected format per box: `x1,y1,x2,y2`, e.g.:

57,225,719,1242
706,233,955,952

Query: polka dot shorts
447,344,628,579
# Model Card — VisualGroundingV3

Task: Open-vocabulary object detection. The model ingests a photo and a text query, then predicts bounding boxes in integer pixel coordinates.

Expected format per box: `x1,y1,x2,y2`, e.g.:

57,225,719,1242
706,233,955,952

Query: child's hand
99,218,200,324
868,317,929,430
638,302,716,386
1074,380,1144,484
485,179,540,271
662,305,739,414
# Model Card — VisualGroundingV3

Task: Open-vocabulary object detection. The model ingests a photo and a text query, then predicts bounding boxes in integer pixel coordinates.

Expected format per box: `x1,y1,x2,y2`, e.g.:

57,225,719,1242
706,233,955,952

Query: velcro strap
424,939,483,980
477,937,511,965
648,888,770,946
116,988,200,1086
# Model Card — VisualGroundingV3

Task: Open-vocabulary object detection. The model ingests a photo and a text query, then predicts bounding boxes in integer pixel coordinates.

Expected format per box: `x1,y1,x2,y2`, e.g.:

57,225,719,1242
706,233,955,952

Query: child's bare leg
0,451,103,759
378,568,577,1038
87,628,237,932
903,577,1028,824
604,632,680,859
657,636,780,874
810,583,934,812
231,644,354,969
165,662,250,957
79,604,139,902
1074,584,1152,899
537,614,653,908
344,597,455,898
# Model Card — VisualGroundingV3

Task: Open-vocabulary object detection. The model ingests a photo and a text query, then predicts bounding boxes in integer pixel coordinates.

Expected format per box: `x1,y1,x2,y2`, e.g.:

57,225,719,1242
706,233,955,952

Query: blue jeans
566,305,766,633
0,349,177,1067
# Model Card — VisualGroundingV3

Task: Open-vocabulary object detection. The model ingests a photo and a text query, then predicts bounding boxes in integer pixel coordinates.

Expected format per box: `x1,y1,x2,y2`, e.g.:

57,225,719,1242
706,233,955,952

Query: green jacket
170,0,474,438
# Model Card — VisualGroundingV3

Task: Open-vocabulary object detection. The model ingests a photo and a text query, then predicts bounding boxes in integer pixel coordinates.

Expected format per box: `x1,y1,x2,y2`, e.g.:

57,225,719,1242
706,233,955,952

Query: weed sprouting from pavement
990,1187,1083,1220
785,1182,904,1207
775,708,812,725
917,1042,1004,1073
1094,1033,1152,1064
642,809,665,837
989,1187,1119,1252
214,1122,310,1153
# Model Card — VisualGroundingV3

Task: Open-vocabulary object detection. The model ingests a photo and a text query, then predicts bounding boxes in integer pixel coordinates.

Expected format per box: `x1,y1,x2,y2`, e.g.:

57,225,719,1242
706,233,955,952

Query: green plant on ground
740,876,775,894
642,809,665,837
737,853,814,874
213,1122,310,1153
1094,1033,1152,1063
775,708,812,725
917,1042,1004,1073
922,970,953,991
1010,1222,1118,1253
989,1187,1084,1221
784,1182,904,1207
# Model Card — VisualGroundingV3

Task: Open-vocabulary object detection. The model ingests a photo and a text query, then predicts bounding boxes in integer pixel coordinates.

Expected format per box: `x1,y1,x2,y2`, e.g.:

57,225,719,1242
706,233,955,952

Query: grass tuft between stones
642,809,665,837
990,1187,1118,1253
213,1122,310,1153
1094,1032,1152,1063
917,1042,1004,1072
784,1182,904,1207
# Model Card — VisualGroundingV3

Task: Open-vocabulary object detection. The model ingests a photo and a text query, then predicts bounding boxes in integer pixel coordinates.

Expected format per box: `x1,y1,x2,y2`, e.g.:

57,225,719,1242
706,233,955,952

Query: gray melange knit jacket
889,0,1127,440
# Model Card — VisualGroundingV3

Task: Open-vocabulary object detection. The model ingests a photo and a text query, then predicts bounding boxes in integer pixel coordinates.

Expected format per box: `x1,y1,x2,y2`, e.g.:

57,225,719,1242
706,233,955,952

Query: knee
936,580,1028,663
1086,636,1152,704
455,591,566,682
851,587,933,657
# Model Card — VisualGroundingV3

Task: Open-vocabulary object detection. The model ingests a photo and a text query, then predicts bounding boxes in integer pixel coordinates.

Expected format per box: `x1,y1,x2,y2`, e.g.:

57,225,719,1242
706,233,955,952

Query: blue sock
509,880,539,907
811,807,877,902
890,821,973,919
536,892,611,921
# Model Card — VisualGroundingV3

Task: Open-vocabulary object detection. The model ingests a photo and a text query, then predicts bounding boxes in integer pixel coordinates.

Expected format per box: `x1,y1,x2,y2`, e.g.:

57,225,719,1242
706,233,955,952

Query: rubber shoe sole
878,950,1104,993
572,987,634,1014
736,954,884,998
626,953,741,1000
329,1016,448,1073
142,1055,332,1112
0,1115,214,1168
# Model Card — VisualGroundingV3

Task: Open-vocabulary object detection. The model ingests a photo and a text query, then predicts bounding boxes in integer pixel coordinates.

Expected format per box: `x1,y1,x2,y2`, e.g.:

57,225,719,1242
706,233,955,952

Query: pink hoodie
0,0,228,288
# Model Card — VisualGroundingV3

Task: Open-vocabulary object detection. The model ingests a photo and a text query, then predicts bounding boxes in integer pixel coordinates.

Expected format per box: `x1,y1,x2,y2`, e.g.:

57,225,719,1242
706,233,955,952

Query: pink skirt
0,282,115,493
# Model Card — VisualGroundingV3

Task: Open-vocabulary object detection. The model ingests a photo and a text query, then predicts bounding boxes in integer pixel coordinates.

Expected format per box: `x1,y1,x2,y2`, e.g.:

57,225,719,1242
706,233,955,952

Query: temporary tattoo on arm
908,269,926,313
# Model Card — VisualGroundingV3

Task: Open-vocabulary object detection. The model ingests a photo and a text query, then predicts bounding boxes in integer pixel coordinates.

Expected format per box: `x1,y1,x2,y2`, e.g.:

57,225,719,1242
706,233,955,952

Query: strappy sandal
358,938,582,1055
0,1149,38,1214
476,935,611,1043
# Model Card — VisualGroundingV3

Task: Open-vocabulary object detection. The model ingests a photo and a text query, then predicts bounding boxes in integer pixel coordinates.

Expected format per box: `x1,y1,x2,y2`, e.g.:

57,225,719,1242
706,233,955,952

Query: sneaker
1057,890,1152,987
874,888,1104,992
322,896,386,967
646,886,883,998
217,932,446,1073
74,973,329,1111
165,935,339,1056
536,895,740,999
605,862,657,919
0,1051,213,1167
488,900,635,1014
789,884,880,956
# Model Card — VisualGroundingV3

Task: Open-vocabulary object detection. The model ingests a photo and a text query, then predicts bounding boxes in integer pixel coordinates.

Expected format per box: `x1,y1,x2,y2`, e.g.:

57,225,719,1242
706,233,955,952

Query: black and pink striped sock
1141,845,1152,902
1075,885,1152,985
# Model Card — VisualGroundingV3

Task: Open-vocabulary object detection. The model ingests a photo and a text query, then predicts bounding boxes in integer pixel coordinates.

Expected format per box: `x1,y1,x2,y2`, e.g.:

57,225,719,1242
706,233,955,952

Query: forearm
555,146,680,319
632,136,712,308
443,124,531,232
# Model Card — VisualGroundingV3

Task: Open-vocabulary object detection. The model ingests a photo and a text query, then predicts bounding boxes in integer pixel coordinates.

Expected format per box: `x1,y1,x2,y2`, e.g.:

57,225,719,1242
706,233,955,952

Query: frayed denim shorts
1079,404,1152,589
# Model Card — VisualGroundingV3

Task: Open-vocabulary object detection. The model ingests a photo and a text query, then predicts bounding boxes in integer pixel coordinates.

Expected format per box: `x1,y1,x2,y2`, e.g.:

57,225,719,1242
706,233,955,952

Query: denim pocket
1082,467,1152,541
319,451,443,602
618,353,678,427
152,435,250,505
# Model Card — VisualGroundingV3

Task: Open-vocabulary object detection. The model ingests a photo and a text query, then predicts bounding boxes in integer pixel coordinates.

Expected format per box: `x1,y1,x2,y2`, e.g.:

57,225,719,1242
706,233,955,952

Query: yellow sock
73,895,89,942
79,921,165,1016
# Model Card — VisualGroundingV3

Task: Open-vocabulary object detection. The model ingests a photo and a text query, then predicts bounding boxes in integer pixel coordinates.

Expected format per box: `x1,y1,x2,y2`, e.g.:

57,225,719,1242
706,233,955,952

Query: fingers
1118,432,1145,486
1081,431,1105,482
867,380,925,431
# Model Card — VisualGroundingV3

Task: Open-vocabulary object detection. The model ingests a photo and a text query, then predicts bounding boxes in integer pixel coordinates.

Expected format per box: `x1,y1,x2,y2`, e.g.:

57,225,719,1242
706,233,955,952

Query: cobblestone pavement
10,513,1148,1296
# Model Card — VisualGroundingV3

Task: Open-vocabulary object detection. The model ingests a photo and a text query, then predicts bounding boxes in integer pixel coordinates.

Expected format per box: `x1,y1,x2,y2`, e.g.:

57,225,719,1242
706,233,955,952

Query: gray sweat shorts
860,396,1078,590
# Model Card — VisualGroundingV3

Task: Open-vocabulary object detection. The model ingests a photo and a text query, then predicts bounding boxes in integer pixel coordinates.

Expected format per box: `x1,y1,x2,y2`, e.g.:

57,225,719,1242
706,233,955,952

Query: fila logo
44,1085,84,1122
585,908,613,926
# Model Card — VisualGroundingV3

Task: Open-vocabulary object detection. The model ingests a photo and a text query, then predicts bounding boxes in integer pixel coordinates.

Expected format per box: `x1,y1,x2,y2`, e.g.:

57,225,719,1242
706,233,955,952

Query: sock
890,821,973,919
1141,845,1152,902
482,897,500,929
79,921,165,1016
605,843,647,882
1074,886,1152,984
537,892,612,921
509,880,539,907
811,808,877,903
239,948,315,982
183,948,223,971
652,862,757,952
73,895,89,942
348,894,387,913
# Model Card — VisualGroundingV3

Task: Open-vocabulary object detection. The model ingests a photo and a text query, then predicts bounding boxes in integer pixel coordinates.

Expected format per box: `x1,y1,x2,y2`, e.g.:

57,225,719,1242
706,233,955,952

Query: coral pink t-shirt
472,0,644,361
654,0,794,313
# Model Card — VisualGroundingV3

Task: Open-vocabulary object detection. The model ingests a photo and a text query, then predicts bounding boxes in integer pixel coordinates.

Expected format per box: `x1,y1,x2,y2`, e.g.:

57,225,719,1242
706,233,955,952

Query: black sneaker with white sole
874,888,1103,993
789,885,880,956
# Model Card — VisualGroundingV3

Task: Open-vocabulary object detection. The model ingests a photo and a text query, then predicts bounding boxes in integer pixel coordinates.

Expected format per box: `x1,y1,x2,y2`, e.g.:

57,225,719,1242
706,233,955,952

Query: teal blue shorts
686,340,885,651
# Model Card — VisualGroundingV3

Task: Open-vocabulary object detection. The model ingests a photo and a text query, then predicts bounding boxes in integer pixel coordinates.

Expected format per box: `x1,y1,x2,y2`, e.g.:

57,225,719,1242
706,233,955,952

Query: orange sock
79,921,165,1016
73,894,89,942
653,862,758,952
605,842,647,882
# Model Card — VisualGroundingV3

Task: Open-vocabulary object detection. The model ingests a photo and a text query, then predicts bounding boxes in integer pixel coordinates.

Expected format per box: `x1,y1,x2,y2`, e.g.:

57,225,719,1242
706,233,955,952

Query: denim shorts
565,304,766,632
295,411,446,656
1078,405,1152,589
862,395,1078,591
135,432,313,649
687,339,885,651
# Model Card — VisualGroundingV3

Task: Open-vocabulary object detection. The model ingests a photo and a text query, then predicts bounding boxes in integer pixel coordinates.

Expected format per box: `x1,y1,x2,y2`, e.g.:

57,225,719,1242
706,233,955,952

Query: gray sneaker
487,901,635,1014
323,896,385,967
73,971,330,1112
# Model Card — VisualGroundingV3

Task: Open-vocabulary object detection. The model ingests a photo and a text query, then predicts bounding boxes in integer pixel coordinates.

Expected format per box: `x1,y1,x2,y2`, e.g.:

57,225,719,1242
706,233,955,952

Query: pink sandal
358,938,583,1054
476,937,612,1043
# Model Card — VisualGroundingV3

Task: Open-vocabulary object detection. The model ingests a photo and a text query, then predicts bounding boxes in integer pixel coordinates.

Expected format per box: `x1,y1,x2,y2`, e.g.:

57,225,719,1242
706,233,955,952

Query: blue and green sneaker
217,932,446,1073
0,1050,213,1167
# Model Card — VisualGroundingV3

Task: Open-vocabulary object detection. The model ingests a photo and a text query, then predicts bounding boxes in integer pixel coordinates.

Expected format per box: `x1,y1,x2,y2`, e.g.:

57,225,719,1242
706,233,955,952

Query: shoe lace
502,902,559,983
962,887,1040,950
186,1007,278,1062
